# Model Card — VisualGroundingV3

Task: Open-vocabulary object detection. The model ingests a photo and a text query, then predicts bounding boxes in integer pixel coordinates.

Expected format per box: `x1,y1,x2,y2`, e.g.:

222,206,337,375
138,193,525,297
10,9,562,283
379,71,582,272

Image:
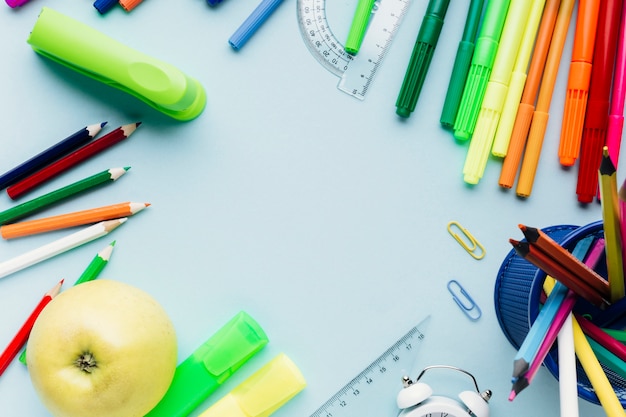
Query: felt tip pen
345,0,376,55
576,0,623,203
229,0,285,50
453,0,512,141
462,0,534,185
557,0,602,166
145,311,269,417
395,0,450,118
606,1,626,169
440,0,485,128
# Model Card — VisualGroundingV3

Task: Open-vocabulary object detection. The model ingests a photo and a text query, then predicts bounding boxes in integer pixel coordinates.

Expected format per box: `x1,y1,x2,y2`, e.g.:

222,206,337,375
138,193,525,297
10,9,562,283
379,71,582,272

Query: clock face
399,396,470,417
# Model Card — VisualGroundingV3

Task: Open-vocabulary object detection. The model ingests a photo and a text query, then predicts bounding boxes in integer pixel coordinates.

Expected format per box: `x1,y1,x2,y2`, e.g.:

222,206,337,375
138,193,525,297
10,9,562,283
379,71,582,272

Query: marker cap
145,311,269,417
198,354,306,417
119,0,144,11
93,0,118,14
27,7,206,121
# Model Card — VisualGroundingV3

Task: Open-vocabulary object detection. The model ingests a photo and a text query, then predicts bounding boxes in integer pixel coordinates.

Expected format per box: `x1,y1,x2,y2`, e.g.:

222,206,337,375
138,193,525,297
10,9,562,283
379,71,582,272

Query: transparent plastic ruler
296,0,411,100
308,315,430,417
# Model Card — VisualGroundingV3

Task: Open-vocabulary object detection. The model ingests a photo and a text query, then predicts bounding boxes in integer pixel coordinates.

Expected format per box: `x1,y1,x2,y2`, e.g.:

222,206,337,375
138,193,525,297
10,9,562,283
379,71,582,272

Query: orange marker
558,0,602,166
498,0,560,188
515,0,576,197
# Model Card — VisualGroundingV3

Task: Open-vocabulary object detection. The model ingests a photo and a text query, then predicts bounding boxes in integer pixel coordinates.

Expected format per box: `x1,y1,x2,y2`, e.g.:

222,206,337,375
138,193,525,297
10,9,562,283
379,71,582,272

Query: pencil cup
494,221,626,406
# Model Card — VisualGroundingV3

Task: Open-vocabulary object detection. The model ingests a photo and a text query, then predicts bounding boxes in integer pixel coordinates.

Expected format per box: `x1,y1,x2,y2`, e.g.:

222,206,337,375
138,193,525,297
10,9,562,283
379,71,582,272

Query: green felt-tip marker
145,311,269,417
395,0,450,118
345,0,376,55
440,0,485,127
453,0,512,141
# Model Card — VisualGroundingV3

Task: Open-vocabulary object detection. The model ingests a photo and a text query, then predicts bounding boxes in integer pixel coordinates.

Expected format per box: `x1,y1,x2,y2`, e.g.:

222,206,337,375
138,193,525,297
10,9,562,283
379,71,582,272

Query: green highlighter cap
145,311,269,417
27,7,206,121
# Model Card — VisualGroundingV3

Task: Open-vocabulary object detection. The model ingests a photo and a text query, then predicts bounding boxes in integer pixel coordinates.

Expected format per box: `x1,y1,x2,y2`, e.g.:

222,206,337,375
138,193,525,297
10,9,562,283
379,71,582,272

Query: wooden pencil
7,123,140,200
519,224,611,298
1,202,148,239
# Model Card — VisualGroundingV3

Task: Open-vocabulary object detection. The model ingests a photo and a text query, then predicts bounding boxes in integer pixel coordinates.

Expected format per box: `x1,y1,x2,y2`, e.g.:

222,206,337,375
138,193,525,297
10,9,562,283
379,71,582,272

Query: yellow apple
26,279,177,417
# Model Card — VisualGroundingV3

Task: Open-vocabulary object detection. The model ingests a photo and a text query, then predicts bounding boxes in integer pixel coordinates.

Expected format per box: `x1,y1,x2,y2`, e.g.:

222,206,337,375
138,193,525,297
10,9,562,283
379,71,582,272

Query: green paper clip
27,7,206,121
145,311,269,417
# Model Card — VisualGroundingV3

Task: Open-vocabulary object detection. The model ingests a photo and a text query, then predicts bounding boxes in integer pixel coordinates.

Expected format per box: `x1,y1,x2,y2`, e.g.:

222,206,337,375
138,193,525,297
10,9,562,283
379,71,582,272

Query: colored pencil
598,147,625,302
606,2,626,168
514,0,575,197
572,316,625,417
0,219,126,280
0,122,106,191
0,167,130,225
509,239,609,308
519,224,610,298
497,0,560,188
0,279,63,376
576,314,626,362
557,314,579,417
558,0,602,167
7,123,140,200
620,179,626,275
509,288,578,399
74,241,115,285
462,0,534,185
576,0,623,203
511,236,593,380
0,202,148,239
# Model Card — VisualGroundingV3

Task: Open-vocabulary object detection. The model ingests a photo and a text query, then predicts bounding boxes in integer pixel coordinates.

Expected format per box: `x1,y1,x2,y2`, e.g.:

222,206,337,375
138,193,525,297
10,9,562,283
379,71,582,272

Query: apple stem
75,352,98,373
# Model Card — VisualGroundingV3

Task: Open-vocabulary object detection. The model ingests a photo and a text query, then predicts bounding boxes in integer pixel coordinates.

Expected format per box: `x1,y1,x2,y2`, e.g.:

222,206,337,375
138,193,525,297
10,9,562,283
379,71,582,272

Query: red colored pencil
0,279,63,376
519,224,611,298
509,239,610,309
7,123,141,200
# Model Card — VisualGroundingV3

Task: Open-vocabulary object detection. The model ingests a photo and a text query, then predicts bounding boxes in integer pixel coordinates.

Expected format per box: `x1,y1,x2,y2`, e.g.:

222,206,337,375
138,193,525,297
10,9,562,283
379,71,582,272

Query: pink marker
5,0,31,7
606,3,626,168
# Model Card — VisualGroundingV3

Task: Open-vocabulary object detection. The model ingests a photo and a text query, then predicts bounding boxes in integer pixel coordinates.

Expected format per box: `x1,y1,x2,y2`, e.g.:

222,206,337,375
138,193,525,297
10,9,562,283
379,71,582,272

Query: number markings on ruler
309,316,430,417
297,0,411,100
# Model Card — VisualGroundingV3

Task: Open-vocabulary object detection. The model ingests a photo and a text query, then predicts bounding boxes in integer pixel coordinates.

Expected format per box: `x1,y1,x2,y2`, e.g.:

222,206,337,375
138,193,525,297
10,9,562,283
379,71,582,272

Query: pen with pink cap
606,3,626,169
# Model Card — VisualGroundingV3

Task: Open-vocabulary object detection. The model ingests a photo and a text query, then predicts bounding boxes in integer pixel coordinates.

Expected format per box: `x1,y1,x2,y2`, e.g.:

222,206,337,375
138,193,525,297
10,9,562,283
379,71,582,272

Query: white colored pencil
0,218,126,279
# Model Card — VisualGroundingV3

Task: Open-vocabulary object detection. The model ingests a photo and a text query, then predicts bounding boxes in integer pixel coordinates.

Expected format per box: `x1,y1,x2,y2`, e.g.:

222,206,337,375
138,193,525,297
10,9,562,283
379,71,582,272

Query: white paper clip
447,221,485,260
447,280,481,321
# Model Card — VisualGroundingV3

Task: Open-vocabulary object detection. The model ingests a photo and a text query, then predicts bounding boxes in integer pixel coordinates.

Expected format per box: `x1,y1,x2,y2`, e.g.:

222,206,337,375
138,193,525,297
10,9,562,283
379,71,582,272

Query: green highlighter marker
145,311,269,417
27,7,206,122
453,0,512,141
440,0,485,127
345,0,376,55
395,0,450,118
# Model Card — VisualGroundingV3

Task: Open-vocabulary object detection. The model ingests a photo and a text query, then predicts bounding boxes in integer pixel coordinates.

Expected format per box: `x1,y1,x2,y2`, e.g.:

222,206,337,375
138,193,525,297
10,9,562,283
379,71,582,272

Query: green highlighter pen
453,0,512,141
345,0,376,55
440,0,485,127
145,311,269,417
395,0,450,118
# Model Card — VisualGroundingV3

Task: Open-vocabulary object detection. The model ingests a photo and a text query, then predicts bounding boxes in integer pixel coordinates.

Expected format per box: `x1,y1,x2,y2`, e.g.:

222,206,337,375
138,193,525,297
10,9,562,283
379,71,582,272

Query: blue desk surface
0,1,612,416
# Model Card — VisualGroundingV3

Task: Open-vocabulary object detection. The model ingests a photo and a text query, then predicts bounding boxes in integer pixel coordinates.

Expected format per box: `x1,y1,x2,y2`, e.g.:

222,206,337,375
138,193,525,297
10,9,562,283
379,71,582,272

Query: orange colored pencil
498,0,560,188
0,202,149,239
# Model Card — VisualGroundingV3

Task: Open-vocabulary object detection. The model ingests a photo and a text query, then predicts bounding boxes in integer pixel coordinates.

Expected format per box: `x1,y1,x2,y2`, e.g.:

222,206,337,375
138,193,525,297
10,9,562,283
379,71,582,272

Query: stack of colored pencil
440,0,626,201
507,194,626,416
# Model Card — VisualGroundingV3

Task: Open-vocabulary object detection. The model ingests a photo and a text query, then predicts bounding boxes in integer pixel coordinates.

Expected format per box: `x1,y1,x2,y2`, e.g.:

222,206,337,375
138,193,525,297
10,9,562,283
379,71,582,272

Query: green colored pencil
0,167,130,225
74,241,115,285
19,240,117,364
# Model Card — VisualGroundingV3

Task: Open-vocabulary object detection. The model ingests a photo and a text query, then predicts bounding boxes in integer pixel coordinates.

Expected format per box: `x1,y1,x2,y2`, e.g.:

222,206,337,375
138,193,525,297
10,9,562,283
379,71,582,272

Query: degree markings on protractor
297,0,411,100
309,315,430,417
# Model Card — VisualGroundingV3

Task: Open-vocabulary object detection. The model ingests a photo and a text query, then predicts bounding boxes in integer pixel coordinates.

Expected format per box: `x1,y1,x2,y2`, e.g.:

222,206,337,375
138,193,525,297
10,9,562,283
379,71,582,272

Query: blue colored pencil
511,235,595,379
0,122,106,191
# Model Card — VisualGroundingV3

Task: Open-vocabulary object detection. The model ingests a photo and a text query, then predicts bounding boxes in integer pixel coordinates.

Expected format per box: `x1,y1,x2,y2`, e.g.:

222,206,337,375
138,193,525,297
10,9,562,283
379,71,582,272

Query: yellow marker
198,354,306,417
572,317,625,417
598,147,625,302
462,0,533,185
491,0,546,157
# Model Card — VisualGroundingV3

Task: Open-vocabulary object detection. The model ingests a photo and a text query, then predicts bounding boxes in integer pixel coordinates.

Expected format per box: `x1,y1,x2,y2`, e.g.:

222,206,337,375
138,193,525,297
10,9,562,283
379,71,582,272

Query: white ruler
308,315,430,417
296,0,412,100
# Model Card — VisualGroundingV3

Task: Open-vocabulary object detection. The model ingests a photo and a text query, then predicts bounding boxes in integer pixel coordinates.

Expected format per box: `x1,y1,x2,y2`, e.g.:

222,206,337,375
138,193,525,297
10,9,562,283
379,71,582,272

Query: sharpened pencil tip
101,121,108,127
508,390,516,401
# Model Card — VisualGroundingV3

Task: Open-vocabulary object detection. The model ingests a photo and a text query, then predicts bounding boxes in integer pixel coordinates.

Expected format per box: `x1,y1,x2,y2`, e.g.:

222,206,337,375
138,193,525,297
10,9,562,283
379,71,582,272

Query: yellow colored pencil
572,316,625,417
598,146,624,302
0,202,149,240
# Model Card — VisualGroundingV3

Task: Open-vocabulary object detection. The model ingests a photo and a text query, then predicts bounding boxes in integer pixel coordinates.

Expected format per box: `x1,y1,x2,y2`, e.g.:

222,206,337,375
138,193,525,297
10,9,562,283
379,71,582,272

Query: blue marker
229,0,285,50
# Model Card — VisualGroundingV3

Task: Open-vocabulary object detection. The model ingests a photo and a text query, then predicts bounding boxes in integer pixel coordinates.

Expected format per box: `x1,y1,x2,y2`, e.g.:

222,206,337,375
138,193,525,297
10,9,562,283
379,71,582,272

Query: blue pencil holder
494,221,626,406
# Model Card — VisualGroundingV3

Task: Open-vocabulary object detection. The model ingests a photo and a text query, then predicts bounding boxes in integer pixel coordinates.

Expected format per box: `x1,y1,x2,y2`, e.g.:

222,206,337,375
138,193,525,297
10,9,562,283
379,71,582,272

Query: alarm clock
396,365,492,417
